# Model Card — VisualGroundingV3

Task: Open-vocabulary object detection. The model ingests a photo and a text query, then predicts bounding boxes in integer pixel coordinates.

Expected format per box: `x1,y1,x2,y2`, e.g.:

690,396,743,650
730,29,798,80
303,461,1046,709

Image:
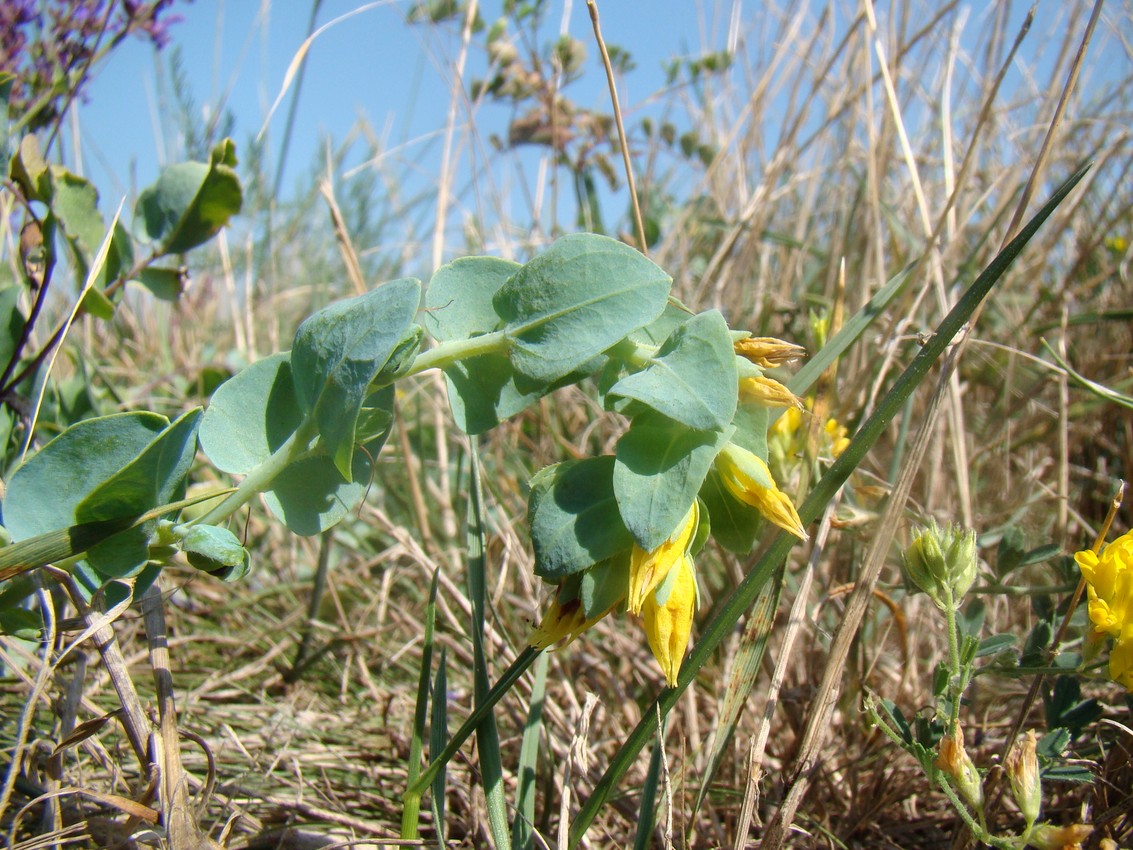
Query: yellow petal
642,556,697,687
739,376,803,409
716,444,808,540
627,502,698,615
733,336,806,368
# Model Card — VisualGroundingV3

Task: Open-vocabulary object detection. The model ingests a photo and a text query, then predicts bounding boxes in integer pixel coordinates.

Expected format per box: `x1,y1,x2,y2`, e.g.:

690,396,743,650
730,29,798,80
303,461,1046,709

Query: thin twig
586,0,646,253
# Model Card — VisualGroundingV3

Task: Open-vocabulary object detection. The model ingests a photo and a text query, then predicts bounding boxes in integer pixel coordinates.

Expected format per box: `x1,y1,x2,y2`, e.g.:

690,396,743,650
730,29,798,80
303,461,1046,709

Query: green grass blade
690,566,782,822
512,649,549,850
632,715,667,850
401,568,439,837
567,162,1091,849
468,443,512,849
431,647,449,845
787,262,915,397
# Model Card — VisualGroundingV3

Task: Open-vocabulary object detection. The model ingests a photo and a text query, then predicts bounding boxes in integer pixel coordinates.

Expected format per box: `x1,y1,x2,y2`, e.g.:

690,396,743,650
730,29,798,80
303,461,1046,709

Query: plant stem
194,415,320,527
398,330,510,380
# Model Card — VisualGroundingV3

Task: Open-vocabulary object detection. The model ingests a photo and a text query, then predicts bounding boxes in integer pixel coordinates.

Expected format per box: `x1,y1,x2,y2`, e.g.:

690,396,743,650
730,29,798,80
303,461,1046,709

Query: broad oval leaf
495,234,670,383
614,414,732,550
607,309,737,431
199,353,301,475
291,278,421,480
134,138,243,256
528,456,633,579
424,255,518,341
5,412,169,542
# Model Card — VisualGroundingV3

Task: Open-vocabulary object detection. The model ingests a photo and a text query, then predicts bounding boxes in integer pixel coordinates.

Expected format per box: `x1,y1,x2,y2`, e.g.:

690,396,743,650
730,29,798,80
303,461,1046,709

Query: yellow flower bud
739,376,803,409
1027,823,1094,850
715,443,807,540
733,336,805,368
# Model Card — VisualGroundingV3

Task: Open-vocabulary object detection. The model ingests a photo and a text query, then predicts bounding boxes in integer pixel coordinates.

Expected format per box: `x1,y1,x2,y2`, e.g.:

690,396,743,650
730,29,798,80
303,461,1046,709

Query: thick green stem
398,330,510,380
194,416,320,527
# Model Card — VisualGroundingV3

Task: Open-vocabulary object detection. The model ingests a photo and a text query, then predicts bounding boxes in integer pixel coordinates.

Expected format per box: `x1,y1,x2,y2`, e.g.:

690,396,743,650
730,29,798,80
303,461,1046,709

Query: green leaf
199,353,302,475
134,138,243,255
291,278,421,480
495,234,670,382
698,468,762,553
512,650,549,850
5,412,169,543
134,266,188,301
180,524,250,581
424,255,518,340
614,413,731,550
975,634,1017,657
426,255,594,434
528,456,633,579
608,310,737,431
75,409,202,577
575,552,630,618
0,286,27,369
44,168,134,314
443,352,601,436
729,399,770,459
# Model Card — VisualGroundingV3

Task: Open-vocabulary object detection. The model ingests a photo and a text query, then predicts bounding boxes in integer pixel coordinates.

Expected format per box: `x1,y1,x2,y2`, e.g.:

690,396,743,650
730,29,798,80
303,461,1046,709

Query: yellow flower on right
1074,528,1133,690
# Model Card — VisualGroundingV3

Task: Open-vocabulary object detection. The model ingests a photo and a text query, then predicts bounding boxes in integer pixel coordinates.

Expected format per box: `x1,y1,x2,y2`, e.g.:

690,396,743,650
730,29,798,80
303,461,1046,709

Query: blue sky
69,1,1130,267
77,1,736,200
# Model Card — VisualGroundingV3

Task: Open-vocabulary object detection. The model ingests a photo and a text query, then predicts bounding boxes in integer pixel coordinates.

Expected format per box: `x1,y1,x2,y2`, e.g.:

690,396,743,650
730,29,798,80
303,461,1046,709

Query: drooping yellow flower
733,336,806,368
530,591,618,650
738,375,803,409
627,502,698,615
641,555,697,687
1074,529,1133,690
715,443,808,540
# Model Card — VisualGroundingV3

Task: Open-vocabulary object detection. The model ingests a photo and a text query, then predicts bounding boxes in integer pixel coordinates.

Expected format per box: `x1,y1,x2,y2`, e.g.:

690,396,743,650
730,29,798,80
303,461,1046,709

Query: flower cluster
1074,528,1133,690
2,0,188,129
530,335,808,687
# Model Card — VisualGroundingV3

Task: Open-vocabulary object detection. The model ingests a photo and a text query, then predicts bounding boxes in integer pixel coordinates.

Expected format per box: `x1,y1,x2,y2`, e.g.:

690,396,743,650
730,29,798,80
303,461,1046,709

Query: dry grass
2,1,1132,848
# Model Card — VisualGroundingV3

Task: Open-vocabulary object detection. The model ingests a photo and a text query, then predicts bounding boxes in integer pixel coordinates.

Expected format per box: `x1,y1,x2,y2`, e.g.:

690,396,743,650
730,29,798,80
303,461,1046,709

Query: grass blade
787,262,914,397
431,647,449,845
401,568,440,837
567,162,1091,849
468,443,512,849
632,715,667,850
512,649,549,850
690,566,783,822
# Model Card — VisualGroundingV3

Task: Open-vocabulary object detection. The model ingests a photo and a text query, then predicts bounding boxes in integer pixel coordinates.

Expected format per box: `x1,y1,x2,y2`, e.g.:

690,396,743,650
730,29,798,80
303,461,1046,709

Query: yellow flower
530,589,617,650
641,555,697,687
738,376,803,409
1075,529,1133,690
715,443,807,540
1074,530,1133,639
733,336,805,368
824,418,850,457
627,502,698,615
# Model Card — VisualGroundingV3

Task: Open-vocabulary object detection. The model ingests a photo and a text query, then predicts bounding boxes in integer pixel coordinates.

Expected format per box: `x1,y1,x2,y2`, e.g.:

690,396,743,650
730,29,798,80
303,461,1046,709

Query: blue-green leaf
528,456,633,579
608,310,737,431
199,353,300,475
495,234,670,382
424,255,517,340
134,139,243,256
614,413,731,550
291,279,421,480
